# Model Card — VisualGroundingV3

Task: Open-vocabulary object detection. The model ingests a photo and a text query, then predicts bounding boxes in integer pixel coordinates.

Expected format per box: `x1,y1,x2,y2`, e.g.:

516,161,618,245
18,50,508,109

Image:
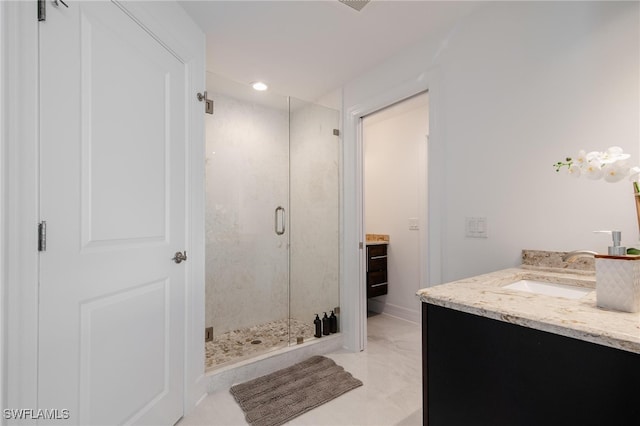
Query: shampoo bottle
329,310,337,333
322,312,330,335
314,314,322,338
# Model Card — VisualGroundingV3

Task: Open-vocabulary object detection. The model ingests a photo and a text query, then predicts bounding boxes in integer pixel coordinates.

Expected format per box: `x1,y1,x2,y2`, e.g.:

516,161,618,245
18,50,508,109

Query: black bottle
314,314,322,338
329,310,337,333
322,312,330,335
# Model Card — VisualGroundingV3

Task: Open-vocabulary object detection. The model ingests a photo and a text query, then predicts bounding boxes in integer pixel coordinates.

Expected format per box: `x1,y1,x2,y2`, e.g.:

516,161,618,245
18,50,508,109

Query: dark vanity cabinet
422,303,640,426
366,244,388,298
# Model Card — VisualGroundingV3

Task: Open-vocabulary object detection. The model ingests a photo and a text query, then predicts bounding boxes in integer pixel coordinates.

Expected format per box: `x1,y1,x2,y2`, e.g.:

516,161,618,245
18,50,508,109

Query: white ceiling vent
339,0,370,12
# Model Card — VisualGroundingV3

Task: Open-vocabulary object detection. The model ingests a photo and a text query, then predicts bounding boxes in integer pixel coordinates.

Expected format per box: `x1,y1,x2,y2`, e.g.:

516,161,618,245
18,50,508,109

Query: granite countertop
416,267,640,354
366,241,389,246
365,233,389,245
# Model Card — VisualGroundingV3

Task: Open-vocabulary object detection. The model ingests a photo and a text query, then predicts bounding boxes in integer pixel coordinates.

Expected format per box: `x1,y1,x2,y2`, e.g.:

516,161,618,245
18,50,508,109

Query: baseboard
368,299,420,324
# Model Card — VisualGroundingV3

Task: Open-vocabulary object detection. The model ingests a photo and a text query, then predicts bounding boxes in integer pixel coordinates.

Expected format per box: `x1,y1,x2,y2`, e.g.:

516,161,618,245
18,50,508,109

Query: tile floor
180,313,423,426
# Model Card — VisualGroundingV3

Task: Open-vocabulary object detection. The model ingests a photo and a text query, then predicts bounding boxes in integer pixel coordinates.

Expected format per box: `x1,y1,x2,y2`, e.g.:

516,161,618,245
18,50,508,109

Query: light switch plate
466,217,488,238
409,217,419,230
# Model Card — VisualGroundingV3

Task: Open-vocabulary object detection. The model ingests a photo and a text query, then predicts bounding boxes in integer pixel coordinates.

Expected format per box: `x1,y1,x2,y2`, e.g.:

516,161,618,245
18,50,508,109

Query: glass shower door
288,97,341,343
205,74,290,369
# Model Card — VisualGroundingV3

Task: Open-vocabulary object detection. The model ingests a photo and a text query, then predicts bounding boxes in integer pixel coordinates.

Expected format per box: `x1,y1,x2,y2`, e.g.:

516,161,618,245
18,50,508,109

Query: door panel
80,6,172,247
79,280,168,424
39,2,185,424
204,87,290,338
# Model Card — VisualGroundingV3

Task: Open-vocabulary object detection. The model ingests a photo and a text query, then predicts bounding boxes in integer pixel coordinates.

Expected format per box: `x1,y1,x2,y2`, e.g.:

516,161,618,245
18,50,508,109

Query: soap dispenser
314,314,322,338
322,312,330,335
329,310,337,334
594,230,640,313
594,230,626,255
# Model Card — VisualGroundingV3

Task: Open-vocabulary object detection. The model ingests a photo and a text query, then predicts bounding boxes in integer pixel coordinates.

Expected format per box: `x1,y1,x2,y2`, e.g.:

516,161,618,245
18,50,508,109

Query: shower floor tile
205,318,316,371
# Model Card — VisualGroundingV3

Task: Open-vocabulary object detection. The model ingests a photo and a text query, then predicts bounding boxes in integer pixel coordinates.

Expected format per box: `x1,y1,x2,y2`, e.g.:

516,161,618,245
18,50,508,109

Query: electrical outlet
205,326,213,342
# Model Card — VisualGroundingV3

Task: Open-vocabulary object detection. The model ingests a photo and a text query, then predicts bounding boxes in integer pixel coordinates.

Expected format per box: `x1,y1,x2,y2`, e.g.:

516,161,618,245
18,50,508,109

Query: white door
39,1,187,424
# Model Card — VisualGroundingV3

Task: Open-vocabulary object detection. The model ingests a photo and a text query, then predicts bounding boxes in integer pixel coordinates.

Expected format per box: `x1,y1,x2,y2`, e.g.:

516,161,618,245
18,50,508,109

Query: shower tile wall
289,101,340,322
205,94,289,336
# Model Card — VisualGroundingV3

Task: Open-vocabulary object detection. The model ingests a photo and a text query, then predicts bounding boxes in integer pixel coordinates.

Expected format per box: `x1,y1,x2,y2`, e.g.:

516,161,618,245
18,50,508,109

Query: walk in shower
205,73,340,371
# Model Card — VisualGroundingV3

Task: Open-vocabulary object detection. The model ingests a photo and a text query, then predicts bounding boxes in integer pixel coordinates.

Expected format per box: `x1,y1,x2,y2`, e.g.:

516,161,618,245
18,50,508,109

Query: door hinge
38,221,47,252
37,0,46,22
196,91,214,115
39,0,69,22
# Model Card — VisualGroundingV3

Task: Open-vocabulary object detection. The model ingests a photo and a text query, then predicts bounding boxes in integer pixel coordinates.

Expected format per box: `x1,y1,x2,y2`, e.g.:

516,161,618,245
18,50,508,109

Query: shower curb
205,333,344,393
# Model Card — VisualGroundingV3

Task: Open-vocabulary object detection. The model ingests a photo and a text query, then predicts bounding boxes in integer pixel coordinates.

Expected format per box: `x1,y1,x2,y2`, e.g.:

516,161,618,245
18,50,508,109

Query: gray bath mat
229,355,363,426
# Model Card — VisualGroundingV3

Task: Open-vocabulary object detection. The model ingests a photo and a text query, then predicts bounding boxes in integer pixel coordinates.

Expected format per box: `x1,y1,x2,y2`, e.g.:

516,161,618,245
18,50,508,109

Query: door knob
172,251,187,264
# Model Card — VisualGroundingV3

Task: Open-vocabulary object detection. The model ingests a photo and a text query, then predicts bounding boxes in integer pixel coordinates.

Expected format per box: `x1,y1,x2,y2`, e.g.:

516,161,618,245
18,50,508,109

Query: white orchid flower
585,151,601,162
555,147,637,184
607,146,626,156
601,146,630,164
568,163,581,178
603,163,628,183
629,166,640,181
575,150,588,166
584,162,603,180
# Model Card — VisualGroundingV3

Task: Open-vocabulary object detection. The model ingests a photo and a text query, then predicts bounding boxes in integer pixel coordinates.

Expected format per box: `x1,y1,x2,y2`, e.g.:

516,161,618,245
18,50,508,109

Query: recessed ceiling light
252,81,268,91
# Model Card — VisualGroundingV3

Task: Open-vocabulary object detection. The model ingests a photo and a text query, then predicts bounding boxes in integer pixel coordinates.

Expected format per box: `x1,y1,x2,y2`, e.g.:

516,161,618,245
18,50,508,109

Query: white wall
344,0,640,290
363,95,429,321
437,1,639,282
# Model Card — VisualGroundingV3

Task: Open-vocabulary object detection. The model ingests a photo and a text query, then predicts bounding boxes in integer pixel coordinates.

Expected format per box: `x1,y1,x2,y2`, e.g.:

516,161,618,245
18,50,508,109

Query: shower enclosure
204,73,340,370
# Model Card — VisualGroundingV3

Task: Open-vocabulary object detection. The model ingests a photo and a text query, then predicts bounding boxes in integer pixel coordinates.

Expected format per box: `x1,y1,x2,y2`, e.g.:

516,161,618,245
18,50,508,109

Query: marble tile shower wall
205,94,289,336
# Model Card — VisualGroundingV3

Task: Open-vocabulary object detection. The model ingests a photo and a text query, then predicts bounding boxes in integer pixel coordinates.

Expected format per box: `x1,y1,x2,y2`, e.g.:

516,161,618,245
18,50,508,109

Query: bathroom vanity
366,235,389,298
417,266,640,426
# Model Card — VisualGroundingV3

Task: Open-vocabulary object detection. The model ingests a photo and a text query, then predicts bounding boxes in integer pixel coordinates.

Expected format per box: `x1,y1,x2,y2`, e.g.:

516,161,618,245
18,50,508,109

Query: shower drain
251,339,262,345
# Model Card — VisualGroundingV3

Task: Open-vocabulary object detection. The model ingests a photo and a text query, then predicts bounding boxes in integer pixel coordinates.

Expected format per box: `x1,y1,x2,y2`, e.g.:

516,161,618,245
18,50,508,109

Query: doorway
361,92,429,327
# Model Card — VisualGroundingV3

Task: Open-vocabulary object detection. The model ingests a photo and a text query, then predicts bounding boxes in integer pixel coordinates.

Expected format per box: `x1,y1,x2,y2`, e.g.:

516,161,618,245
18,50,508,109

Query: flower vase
634,182,640,237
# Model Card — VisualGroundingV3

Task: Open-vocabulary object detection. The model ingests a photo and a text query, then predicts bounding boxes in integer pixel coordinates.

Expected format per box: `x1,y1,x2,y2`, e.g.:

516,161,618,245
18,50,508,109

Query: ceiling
179,1,480,102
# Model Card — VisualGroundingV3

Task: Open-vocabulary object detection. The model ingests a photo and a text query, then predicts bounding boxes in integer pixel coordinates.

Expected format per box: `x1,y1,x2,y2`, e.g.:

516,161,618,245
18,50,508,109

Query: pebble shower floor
205,318,316,371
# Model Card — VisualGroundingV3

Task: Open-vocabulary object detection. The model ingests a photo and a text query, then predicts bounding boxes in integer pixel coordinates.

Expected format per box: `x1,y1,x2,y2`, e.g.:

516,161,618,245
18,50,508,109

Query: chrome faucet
562,250,598,262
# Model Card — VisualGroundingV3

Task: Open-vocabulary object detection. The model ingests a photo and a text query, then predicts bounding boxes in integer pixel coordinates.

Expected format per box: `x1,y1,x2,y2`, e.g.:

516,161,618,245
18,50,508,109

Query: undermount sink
503,279,592,300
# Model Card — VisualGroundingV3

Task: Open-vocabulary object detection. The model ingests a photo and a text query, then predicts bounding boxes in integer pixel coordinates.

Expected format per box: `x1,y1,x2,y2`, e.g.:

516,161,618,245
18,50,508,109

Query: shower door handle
275,206,286,235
